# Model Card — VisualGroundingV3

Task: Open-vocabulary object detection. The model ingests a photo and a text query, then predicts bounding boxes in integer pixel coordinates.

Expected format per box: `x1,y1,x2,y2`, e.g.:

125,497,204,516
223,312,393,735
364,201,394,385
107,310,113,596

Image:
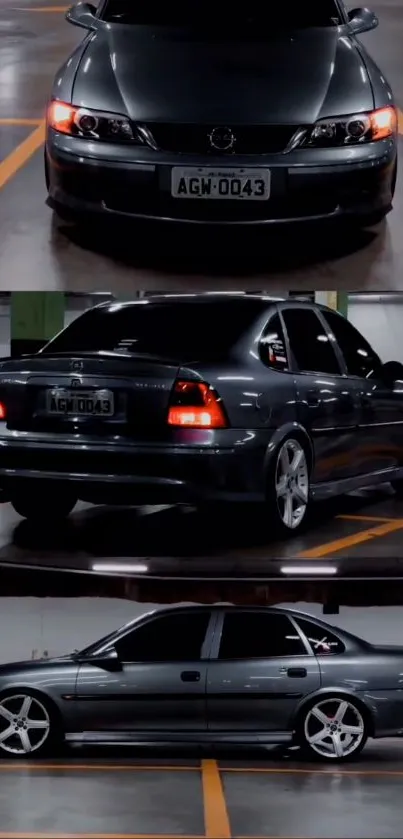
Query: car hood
0,655,75,675
72,26,374,125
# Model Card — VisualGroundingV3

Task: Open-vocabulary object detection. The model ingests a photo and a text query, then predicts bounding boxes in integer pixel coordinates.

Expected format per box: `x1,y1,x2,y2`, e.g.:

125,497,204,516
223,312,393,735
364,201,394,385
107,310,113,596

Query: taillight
0,402,6,420
167,380,228,429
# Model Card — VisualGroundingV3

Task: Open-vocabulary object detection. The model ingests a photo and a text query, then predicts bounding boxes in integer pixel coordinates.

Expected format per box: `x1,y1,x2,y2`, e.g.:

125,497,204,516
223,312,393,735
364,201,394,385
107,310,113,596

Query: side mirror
380,360,403,388
79,647,121,670
348,7,378,34
66,2,99,30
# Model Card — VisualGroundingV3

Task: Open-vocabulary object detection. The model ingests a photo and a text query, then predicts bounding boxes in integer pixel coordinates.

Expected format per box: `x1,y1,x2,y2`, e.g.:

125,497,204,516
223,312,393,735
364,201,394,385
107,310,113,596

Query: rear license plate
46,389,115,417
171,167,270,200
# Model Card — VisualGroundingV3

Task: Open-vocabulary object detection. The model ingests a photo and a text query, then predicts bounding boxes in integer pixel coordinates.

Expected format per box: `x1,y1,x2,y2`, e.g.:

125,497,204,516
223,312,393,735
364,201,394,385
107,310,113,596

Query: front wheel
298,696,368,762
267,437,311,537
0,691,62,758
11,489,77,522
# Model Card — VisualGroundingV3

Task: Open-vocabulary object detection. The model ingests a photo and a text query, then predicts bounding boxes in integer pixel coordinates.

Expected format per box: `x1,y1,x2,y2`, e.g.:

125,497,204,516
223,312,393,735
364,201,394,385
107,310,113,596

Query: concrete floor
0,0,403,291
1,740,403,838
0,485,403,576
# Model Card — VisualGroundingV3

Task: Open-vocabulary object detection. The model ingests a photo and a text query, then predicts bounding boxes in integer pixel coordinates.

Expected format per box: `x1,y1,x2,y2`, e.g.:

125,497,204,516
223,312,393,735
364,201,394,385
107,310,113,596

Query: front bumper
46,130,397,225
0,429,268,504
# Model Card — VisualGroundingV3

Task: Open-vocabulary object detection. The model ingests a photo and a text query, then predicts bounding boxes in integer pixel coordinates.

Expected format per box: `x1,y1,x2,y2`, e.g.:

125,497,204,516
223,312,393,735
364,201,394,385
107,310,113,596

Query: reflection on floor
0,484,402,574
1,740,403,838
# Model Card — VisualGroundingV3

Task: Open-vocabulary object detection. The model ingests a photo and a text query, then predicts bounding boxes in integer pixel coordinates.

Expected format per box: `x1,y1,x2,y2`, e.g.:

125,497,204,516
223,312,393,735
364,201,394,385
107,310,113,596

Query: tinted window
114,612,210,662
282,308,341,375
43,300,266,361
218,613,306,660
295,618,345,655
322,310,381,378
259,314,288,371
102,0,341,27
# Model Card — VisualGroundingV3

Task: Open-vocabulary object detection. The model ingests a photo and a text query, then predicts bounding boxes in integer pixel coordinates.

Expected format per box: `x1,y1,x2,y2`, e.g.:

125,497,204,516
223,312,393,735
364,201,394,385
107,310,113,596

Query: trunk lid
0,352,199,438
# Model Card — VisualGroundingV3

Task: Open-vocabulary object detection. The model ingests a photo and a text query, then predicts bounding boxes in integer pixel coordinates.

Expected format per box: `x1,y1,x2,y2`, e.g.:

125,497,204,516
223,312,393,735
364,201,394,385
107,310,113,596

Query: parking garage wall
1,598,403,662
349,296,403,363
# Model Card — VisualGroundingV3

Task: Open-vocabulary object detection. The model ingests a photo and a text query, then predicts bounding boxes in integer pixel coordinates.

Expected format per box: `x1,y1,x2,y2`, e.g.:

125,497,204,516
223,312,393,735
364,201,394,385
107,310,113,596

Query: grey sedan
0,605,402,762
45,0,397,226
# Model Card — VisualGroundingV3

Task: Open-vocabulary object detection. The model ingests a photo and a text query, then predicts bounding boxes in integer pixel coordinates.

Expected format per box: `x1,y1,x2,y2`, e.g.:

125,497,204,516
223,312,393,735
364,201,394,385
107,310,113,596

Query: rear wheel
0,691,62,758
11,488,77,521
298,696,368,762
266,436,311,537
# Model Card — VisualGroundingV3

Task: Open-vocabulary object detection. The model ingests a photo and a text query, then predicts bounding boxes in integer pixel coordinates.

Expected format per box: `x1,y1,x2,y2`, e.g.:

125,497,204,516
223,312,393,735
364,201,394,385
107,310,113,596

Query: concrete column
314,291,348,317
10,292,65,357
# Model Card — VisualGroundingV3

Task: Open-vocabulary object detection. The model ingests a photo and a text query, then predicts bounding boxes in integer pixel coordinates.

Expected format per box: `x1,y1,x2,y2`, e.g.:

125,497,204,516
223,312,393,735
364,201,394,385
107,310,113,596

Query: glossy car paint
0,294,403,507
1,606,403,746
45,1,397,224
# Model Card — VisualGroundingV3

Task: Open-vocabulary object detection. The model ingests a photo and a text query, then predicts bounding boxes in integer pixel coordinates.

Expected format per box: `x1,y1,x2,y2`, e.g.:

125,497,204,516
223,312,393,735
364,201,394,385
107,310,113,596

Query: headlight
306,106,396,147
47,100,143,144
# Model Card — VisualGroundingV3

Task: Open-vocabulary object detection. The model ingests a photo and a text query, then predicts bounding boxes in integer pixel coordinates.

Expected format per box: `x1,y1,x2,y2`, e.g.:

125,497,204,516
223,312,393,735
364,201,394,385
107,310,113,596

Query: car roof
95,293,331,311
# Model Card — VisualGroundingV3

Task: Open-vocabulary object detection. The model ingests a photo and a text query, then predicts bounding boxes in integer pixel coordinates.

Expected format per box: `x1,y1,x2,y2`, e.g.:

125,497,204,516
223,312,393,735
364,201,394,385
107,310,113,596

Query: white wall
0,598,402,663
348,296,403,364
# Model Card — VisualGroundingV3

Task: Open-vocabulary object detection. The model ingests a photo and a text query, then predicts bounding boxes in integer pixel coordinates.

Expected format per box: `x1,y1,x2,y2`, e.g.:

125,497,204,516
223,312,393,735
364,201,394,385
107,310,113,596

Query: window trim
209,609,314,662
319,307,382,381
278,303,345,379
99,609,218,665
294,616,346,657
257,310,290,372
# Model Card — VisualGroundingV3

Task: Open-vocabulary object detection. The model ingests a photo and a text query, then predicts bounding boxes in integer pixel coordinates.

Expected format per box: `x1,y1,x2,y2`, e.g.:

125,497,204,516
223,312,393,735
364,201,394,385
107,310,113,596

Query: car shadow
3,738,401,768
6,484,399,560
53,213,380,281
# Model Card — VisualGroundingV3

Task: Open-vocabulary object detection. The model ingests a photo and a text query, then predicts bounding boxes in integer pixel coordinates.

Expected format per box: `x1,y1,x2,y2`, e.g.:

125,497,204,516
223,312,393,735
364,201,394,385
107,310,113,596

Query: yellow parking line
297,517,403,558
398,108,403,134
0,118,43,126
0,835,199,839
14,5,68,10
337,514,399,523
0,762,200,771
201,759,231,839
0,121,45,190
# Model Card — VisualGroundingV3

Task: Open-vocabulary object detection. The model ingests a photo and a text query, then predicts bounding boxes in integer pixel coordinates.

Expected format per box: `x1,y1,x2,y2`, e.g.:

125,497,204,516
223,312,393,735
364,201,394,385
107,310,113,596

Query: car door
279,304,363,482
320,308,403,474
206,610,321,733
74,609,215,733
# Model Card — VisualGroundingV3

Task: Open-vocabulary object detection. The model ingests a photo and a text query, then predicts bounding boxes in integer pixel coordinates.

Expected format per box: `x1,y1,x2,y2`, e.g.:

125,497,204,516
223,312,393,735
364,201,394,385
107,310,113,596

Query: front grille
145,124,299,155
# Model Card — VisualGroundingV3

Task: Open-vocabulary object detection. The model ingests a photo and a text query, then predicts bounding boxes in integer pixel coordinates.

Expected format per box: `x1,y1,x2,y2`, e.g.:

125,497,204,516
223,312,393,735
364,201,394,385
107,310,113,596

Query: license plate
46,389,114,417
171,167,270,200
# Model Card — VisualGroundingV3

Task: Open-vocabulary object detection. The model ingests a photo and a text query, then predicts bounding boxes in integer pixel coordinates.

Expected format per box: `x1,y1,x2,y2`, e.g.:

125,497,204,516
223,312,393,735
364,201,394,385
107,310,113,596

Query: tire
297,695,369,763
11,489,77,522
266,435,311,537
0,690,63,759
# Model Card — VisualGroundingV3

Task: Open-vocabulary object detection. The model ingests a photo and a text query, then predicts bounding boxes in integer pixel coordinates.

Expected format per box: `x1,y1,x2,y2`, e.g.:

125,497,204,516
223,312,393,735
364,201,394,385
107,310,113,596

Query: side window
295,618,345,656
259,314,289,371
218,613,307,660
113,612,211,662
281,308,341,375
321,310,381,379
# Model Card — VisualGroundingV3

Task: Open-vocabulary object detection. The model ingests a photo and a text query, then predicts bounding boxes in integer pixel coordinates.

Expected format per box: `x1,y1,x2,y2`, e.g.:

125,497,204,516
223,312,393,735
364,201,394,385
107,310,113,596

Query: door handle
180,670,201,682
285,667,307,678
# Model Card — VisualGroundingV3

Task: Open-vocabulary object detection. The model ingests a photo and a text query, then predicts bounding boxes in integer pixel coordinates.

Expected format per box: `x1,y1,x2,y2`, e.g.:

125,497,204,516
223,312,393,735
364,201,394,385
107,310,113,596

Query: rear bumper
0,430,268,504
46,130,397,225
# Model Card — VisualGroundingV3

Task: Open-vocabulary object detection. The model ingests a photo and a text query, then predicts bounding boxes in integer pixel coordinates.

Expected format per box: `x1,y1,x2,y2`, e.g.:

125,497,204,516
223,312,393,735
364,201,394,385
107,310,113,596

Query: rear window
101,0,342,27
42,299,268,361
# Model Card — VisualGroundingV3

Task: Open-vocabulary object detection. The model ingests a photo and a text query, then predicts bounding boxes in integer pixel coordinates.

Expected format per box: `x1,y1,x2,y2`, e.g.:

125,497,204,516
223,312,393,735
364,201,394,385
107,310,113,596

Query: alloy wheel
275,439,309,530
0,694,50,755
304,698,365,759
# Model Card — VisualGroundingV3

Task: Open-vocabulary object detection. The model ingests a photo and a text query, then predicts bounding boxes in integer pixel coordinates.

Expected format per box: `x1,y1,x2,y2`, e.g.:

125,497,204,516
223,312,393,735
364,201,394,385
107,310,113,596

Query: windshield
41,298,269,361
101,0,342,27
